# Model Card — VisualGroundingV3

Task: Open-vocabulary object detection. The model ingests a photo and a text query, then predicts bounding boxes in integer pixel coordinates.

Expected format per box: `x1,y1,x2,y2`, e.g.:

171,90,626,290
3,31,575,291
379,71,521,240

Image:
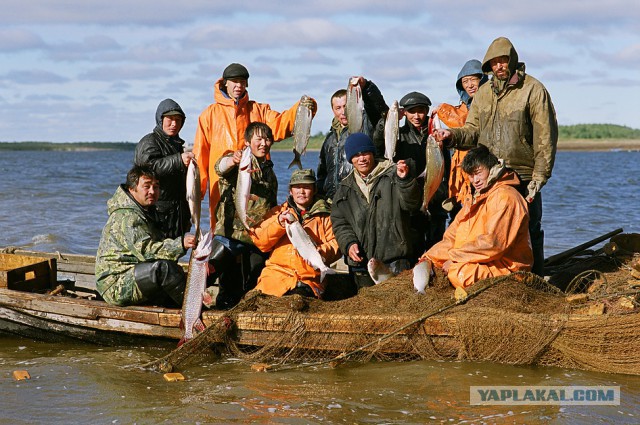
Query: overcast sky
1,1,638,143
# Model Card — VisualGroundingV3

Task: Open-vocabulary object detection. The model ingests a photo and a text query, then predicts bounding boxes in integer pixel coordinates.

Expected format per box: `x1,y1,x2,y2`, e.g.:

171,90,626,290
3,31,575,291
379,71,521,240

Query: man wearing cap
373,91,451,262
134,98,193,239
193,62,318,230
331,133,421,289
251,169,340,298
434,37,558,276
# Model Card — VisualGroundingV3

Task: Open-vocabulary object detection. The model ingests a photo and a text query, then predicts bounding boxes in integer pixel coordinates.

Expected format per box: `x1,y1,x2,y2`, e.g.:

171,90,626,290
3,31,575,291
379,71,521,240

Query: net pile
203,252,640,375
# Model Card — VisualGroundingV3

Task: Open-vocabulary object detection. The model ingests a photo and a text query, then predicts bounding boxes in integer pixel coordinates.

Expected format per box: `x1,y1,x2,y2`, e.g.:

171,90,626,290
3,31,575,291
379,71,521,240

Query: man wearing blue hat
330,133,421,289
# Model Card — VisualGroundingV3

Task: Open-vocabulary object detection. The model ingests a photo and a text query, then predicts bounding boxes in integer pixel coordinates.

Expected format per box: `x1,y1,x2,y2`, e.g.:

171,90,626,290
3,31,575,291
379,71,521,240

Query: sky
1,1,639,143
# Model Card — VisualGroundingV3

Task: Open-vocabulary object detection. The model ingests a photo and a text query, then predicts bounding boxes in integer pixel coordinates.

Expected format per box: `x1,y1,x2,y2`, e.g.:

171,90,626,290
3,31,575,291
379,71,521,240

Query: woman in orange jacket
192,63,317,228
422,146,532,289
250,169,340,298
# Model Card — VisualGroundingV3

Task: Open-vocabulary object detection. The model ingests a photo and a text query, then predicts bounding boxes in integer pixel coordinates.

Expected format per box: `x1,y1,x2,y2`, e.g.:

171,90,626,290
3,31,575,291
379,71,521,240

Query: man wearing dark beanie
330,133,421,289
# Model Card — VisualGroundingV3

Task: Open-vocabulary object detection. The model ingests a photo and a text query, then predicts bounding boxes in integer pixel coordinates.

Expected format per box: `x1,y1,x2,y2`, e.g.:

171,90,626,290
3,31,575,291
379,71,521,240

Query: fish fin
194,319,206,333
418,169,426,179
320,267,337,282
288,152,302,170
177,338,186,347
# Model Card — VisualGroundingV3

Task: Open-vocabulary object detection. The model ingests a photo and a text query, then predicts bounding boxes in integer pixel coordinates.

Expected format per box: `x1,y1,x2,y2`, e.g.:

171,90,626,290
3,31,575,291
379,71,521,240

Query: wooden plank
0,306,180,343
0,288,174,325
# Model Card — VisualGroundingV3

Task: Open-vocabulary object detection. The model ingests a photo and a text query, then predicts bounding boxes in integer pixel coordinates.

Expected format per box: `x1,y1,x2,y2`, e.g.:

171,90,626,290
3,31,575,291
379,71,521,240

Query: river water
1,149,640,424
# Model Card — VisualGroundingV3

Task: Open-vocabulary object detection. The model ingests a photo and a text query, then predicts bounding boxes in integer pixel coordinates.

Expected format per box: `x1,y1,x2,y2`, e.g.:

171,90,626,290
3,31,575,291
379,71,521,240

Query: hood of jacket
473,160,521,201
456,59,489,107
107,184,156,219
481,37,521,77
213,77,249,107
154,98,186,142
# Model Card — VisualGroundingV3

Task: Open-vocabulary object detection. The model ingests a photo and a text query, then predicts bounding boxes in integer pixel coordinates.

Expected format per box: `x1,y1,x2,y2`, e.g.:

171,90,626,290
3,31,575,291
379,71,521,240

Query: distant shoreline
1,139,640,152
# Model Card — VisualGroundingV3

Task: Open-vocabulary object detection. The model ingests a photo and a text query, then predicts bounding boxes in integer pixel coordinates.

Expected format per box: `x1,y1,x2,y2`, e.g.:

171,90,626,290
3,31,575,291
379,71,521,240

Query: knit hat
289,169,316,186
222,63,250,80
345,132,376,162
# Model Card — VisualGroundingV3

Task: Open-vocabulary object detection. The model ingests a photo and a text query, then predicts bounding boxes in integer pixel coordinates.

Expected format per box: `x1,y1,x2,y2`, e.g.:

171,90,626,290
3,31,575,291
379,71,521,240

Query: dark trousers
517,182,544,276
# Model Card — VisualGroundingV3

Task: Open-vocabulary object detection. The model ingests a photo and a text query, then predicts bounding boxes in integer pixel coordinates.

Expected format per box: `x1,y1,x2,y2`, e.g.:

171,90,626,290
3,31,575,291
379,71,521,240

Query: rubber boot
134,260,186,306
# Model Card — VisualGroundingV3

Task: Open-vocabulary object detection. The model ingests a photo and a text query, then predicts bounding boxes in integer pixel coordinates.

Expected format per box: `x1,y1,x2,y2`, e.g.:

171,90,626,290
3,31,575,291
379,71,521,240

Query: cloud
0,29,46,51
78,64,174,81
1,70,69,85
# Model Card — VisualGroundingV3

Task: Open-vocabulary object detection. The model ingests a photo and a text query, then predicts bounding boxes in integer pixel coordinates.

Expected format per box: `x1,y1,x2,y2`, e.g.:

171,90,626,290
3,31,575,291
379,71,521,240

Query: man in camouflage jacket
95,166,195,306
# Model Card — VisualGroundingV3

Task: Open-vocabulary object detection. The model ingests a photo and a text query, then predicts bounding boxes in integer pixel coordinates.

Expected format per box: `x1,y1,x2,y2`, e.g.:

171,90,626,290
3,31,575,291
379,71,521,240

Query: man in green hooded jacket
434,37,558,276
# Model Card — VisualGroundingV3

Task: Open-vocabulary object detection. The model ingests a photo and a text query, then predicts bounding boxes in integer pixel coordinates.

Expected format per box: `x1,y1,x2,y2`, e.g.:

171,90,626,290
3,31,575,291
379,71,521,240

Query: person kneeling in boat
95,165,196,307
250,169,341,298
208,122,278,309
420,145,533,289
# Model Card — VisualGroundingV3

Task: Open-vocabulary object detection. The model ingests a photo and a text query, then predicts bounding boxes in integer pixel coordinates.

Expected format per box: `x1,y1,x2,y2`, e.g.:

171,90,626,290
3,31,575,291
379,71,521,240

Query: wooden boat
1,248,639,376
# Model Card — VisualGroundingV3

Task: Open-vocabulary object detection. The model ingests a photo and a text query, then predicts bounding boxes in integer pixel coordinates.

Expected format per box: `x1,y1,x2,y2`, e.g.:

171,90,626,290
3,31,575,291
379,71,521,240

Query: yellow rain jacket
193,78,311,228
250,199,340,298
423,166,532,288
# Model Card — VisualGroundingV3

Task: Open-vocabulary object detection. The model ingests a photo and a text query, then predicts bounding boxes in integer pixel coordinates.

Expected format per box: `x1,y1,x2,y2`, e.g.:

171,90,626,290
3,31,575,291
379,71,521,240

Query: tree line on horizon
1,124,639,151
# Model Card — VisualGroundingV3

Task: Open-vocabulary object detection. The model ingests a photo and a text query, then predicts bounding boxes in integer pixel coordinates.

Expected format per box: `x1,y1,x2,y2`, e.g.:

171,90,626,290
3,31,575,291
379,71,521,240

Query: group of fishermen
95,36,558,308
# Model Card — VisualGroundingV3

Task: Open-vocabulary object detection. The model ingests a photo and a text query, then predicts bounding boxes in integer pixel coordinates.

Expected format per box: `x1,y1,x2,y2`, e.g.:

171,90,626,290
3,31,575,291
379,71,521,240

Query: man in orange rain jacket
431,59,488,216
192,63,317,228
422,145,532,289
250,169,340,298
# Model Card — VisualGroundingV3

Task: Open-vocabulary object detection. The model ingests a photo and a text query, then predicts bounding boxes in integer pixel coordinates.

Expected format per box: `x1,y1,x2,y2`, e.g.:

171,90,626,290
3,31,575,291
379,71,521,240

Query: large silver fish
289,94,313,170
367,258,396,285
284,213,336,283
235,147,253,232
186,158,203,239
421,135,445,213
412,259,432,295
179,230,213,346
346,77,364,134
384,100,399,160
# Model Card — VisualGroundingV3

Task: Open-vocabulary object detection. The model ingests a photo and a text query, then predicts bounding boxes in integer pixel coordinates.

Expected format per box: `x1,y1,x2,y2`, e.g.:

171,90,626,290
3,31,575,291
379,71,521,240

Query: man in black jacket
330,133,421,289
134,99,194,239
316,77,388,200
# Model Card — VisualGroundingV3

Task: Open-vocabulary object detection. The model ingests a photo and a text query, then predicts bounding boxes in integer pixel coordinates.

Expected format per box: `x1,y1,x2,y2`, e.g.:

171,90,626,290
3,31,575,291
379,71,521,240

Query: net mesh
198,251,639,375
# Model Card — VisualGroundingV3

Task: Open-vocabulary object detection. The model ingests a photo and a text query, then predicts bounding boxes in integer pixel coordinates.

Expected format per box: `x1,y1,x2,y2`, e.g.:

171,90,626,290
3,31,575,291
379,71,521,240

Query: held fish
346,77,364,134
412,259,432,295
367,258,396,285
186,158,203,239
235,147,253,232
384,100,399,160
284,213,336,283
421,135,445,213
179,230,214,346
289,95,313,169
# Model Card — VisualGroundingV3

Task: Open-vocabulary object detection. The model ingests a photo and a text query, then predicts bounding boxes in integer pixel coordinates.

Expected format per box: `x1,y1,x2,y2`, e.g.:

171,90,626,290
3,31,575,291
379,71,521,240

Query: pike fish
285,213,336,283
289,94,313,169
384,100,399,160
421,135,445,213
346,77,364,134
412,259,432,295
367,258,396,285
235,147,253,232
186,158,204,239
179,230,213,346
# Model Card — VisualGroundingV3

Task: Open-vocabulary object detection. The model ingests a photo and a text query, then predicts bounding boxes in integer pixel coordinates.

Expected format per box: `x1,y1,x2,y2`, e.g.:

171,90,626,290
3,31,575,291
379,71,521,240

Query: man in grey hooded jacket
434,37,558,276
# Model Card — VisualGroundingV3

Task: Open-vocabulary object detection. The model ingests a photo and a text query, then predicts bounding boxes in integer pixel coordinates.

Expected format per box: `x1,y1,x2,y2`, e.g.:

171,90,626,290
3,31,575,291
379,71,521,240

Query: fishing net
191,249,640,375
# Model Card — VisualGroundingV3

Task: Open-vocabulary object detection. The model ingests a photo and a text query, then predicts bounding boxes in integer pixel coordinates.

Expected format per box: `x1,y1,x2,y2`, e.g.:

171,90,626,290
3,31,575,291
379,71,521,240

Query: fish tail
288,152,302,170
